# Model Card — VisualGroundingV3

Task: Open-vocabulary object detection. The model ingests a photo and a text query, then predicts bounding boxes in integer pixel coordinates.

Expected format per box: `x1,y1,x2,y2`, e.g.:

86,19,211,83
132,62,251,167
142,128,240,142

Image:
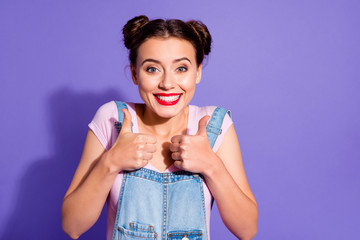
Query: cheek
179,74,197,90
137,76,156,91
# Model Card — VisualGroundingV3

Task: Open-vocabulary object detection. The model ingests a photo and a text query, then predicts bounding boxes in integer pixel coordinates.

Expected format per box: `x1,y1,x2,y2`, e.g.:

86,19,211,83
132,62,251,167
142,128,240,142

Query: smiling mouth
154,93,182,105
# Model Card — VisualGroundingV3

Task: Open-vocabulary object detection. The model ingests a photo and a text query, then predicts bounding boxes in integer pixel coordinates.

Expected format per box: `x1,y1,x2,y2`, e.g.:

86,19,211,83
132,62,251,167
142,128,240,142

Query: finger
142,153,153,161
119,108,132,134
144,134,157,144
169,143,180,153
171,152,182,161
171,135,182,144
196,115,210,136
144,144,157,153
173,160,183,169
138,159,149,169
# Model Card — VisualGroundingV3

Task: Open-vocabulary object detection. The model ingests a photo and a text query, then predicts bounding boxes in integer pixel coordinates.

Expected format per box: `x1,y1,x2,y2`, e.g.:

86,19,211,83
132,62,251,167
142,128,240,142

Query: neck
136,104,189,138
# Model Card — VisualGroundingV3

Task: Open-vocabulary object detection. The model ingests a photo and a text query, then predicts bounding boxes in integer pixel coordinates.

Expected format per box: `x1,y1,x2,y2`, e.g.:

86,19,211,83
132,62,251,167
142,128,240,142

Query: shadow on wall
1,88,124,240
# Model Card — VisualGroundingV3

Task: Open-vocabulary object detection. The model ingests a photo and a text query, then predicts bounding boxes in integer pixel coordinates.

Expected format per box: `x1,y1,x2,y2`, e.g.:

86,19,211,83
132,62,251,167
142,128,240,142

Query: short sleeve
88,101,118,151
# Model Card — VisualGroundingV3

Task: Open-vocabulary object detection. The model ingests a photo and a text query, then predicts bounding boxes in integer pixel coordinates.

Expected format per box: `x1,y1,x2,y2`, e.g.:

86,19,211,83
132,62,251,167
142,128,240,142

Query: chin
153,106,184,119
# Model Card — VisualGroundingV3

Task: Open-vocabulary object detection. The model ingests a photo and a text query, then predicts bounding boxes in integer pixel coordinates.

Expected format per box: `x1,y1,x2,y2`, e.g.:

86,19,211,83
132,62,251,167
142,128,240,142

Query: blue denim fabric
206,107,231,148
112,102,230,240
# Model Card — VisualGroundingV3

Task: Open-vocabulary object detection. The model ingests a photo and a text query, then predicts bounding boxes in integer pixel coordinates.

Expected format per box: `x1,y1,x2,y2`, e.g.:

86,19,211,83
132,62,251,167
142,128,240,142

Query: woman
62,15,258,240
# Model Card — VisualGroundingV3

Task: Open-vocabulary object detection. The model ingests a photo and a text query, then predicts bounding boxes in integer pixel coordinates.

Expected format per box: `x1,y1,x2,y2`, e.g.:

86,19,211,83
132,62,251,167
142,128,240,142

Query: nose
158,71,175,90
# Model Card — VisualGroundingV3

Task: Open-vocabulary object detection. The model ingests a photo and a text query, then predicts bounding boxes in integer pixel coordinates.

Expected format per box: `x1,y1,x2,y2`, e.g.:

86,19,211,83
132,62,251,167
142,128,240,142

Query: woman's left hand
173,115,258,239
170,115,219,175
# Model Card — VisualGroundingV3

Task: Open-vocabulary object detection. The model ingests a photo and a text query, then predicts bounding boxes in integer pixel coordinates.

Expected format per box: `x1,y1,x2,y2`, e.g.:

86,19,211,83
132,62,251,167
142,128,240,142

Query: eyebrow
141,57,192,66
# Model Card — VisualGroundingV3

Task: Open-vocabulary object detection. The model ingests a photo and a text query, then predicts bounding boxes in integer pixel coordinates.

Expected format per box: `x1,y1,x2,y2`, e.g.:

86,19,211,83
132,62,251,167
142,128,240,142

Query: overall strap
114,101,133,133
206,107,231,149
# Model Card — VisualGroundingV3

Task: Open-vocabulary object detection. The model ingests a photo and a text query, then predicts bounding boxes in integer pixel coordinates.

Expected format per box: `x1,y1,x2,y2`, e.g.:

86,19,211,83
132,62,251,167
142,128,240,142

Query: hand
107,108,157,172
170,115,218,174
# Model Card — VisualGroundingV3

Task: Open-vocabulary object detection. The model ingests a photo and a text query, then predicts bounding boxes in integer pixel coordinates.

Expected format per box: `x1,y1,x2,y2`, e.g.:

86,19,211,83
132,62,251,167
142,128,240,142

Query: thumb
119,108,132,134
196,115,210,136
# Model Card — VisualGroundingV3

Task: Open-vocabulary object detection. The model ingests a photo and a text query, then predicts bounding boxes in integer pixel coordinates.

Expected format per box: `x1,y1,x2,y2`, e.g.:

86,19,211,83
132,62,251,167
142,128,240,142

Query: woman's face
132,37,202,119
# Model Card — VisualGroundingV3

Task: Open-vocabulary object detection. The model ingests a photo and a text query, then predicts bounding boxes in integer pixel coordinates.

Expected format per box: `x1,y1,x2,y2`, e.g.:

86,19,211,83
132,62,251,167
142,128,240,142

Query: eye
176,66,187,72
146,67,159,73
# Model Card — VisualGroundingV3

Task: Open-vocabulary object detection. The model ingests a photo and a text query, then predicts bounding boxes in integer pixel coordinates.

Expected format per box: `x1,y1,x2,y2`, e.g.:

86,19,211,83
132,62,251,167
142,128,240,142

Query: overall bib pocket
117,222,158,240
167,230,203,240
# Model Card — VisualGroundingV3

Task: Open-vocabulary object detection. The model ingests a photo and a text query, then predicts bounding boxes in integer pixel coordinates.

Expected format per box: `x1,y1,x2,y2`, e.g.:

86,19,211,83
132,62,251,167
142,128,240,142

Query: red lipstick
154,93,182,106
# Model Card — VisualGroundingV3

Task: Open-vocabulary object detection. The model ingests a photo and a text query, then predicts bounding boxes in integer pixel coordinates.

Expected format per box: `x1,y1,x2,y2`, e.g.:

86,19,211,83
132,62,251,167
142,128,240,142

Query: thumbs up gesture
107,108,157,172
170,115,215,174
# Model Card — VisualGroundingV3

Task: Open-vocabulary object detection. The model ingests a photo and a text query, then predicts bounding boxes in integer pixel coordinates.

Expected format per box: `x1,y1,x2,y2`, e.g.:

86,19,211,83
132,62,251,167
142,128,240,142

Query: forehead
136,37,196,63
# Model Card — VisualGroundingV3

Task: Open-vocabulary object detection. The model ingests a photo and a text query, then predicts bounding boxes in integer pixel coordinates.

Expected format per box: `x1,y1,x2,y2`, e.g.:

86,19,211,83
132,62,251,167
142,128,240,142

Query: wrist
202,154,225,180
99,151,121,176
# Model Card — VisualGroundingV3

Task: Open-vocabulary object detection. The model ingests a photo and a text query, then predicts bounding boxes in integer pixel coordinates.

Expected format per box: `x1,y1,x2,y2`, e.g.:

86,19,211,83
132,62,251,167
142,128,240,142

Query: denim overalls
112,101,230,240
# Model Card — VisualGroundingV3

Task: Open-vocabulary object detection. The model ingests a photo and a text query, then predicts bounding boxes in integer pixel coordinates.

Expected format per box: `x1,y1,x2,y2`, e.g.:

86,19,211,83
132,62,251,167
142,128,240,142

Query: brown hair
123,15,212,67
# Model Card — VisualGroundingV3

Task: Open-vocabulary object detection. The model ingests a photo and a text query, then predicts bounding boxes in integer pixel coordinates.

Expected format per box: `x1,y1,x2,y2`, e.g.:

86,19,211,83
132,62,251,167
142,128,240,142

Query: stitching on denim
207,107,221,148
127,172,195,179
206,124,222,135
118,226,157,239
129,168,193,176
112,173,128,240
199,177,208,240
168,230,203,236
125,168,200,184
162,182,168,240
130,222,154,232
207,107,229,149
126,175,198,184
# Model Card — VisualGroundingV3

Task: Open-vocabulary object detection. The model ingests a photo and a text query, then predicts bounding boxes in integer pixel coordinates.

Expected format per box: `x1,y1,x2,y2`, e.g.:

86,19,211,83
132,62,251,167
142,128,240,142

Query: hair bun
123,15,149,49
186,20,212,56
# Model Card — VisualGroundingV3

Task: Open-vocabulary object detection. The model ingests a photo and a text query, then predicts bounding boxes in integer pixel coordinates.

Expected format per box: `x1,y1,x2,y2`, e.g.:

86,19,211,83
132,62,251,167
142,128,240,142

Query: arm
170,118,258,240
204,125,258,240
61,109,156,239
61,129,118,239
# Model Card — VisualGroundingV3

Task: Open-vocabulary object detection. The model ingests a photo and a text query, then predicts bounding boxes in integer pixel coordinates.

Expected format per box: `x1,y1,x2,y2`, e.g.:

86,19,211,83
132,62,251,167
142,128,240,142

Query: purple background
1,0,359,239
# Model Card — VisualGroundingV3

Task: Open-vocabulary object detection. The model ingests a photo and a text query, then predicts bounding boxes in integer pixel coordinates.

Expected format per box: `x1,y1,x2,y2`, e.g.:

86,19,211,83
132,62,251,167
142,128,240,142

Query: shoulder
190,105,217,116
93,101,136,120
190,105,232,123
93,101,118,117
88,101,135,150
189,105,233,152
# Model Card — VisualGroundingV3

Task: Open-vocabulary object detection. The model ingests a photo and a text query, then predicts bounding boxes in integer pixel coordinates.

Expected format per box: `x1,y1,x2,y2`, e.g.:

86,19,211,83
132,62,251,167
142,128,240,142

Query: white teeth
156,95,180,102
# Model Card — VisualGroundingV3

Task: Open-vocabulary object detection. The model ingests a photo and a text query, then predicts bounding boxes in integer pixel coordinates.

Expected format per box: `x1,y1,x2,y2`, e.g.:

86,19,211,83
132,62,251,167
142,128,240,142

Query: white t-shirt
88,101,233,240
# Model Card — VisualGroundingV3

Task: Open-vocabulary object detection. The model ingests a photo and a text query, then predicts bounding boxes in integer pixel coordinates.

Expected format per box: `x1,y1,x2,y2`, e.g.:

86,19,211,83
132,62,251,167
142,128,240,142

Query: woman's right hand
62,108,156,239
106,108,157,173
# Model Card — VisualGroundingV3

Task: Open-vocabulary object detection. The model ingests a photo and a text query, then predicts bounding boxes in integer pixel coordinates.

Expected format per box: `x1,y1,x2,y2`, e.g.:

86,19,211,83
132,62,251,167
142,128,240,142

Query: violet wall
1,0,359,239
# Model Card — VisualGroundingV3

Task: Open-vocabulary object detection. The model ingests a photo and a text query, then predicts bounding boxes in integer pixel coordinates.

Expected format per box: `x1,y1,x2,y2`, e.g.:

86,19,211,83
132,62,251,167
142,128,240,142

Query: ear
196,64,202,84
130,64,138,85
